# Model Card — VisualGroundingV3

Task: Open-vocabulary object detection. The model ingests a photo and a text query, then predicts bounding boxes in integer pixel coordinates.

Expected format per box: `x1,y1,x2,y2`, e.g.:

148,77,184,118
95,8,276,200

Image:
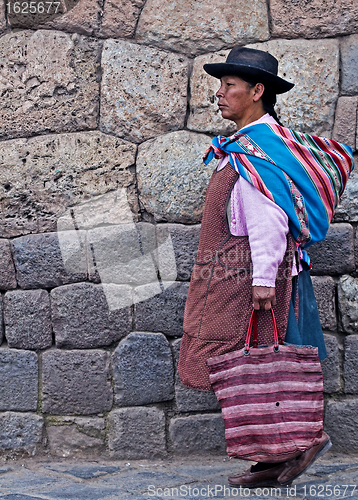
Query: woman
178,47,354,488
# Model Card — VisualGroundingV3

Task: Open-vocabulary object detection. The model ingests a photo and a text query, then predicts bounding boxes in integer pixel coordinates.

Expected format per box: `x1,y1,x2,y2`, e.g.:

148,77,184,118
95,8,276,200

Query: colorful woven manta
203,123,354,249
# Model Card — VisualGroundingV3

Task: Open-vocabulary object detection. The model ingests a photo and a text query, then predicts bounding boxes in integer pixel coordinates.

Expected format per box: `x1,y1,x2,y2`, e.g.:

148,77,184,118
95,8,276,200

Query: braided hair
240,76,283,126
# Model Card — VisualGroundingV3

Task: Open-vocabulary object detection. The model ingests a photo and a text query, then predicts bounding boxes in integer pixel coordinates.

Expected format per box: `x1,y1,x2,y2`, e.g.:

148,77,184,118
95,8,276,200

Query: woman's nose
216,86,224,98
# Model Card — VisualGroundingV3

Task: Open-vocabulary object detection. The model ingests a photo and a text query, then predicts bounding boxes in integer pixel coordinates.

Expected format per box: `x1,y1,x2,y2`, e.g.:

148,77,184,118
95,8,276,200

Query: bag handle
244,309,283,355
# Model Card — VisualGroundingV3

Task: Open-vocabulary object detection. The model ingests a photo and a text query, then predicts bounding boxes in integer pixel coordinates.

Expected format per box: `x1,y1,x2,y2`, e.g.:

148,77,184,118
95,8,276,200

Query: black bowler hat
203,46,294,94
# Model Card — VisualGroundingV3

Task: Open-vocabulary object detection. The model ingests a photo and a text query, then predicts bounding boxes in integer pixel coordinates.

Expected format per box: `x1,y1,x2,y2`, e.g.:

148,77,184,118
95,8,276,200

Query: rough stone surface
4,289,52,350
0,30,100,140
51,283,132,349
311,276,337,331
247,39,339,135
108,407,166,459
46,417,105,458
332,97,358,150
308,224,354,275
0,2,5,34
0,297,3,346
0,412,44,455
36,0,101,36
270,0,358,39
87,222,177,286
172,339,220,412
136,0,269,56
169,414,226,455
112,332,174,406
100,0,146,38
338,275,358,334
188,49,238,135
344,335,358,393
0,239,16,290
334,166,358,222
321,334,341,394
341,35,358,95
137,131,213,223
0,349,38,411
42,350,113,415
0,131,137,238
100,40,188,143
134,282,189,336
12,232,87,289
156,224,201,282
58,188,138,233
324,400,358,453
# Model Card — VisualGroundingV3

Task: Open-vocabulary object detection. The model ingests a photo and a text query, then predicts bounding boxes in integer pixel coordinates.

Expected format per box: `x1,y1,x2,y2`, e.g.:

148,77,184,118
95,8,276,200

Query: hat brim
203,62,294,94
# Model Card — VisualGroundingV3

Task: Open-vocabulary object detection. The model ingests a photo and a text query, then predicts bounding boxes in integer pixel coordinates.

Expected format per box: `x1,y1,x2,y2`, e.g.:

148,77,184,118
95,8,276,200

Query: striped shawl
203,123,354,250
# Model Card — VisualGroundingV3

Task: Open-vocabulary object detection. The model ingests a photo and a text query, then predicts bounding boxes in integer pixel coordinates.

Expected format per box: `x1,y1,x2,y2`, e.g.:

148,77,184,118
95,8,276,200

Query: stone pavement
0,451,357,500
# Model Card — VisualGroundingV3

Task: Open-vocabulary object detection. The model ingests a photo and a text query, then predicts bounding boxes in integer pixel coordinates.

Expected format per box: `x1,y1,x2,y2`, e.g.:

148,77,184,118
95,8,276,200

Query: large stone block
46,416,105,458
51,283,132,349
324,400,358,453
12,232,87,289
157,224,201,282
172,339,220,412
100,0,146,38
4,289,52,350
7,0,100,35
270,0,358,39
341,35,358,95
136,0,269,56
334,166,358,222
0,131,137,238
0,412,44,456
112,332,174,406
332,97,358,151
88,222,173,285
188,49,238,136
0,2,5,34
343,335,358,393
42,350,113,415
308,224,354,275
169,414,225,455
0,240,16,290
0,349,38,411
36,0,101,36
137,131,213,223
321,334,341,394
134,282,188,337
247,39,339,136
0,297,3,346
100,40,188,144
311,276,337,331
108,407,166,459
0,30,100,140
338,275,358,334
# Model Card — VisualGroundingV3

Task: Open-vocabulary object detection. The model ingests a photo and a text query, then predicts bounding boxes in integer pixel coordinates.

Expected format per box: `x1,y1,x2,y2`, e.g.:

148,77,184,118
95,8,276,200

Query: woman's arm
231,176,290,309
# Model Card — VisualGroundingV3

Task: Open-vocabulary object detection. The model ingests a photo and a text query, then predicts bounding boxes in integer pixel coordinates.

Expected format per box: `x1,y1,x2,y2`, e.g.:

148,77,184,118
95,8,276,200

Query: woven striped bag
207,309,324,463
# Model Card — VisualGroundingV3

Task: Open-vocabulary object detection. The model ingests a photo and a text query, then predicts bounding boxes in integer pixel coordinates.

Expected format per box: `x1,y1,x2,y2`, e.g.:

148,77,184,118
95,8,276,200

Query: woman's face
216,75,257,125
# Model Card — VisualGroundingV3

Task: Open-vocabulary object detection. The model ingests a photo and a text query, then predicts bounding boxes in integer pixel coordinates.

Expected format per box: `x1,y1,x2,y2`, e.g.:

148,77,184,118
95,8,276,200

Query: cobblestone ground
0,452,357,500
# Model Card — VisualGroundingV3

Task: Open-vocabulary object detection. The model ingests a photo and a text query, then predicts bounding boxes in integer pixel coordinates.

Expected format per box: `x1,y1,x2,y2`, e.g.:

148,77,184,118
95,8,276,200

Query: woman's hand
252,286,276,310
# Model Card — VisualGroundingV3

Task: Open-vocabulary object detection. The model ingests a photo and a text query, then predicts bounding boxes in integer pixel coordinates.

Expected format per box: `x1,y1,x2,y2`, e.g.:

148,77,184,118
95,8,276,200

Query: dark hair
240,76,283,126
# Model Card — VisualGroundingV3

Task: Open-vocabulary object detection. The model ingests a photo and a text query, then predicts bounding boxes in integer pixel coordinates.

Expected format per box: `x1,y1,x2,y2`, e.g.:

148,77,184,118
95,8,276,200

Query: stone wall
0,0,357,458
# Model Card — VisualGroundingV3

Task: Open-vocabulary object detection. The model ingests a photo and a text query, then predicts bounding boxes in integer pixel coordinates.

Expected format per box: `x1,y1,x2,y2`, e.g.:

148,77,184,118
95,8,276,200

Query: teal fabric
285,265,327,361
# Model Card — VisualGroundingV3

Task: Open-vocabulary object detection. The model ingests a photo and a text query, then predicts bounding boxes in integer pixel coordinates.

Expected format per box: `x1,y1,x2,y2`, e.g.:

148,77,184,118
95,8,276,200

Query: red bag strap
244,309,283,354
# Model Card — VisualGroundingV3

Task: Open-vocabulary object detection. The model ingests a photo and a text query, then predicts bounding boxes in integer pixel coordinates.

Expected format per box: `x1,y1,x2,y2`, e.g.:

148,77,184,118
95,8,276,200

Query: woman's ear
253,83,265,102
